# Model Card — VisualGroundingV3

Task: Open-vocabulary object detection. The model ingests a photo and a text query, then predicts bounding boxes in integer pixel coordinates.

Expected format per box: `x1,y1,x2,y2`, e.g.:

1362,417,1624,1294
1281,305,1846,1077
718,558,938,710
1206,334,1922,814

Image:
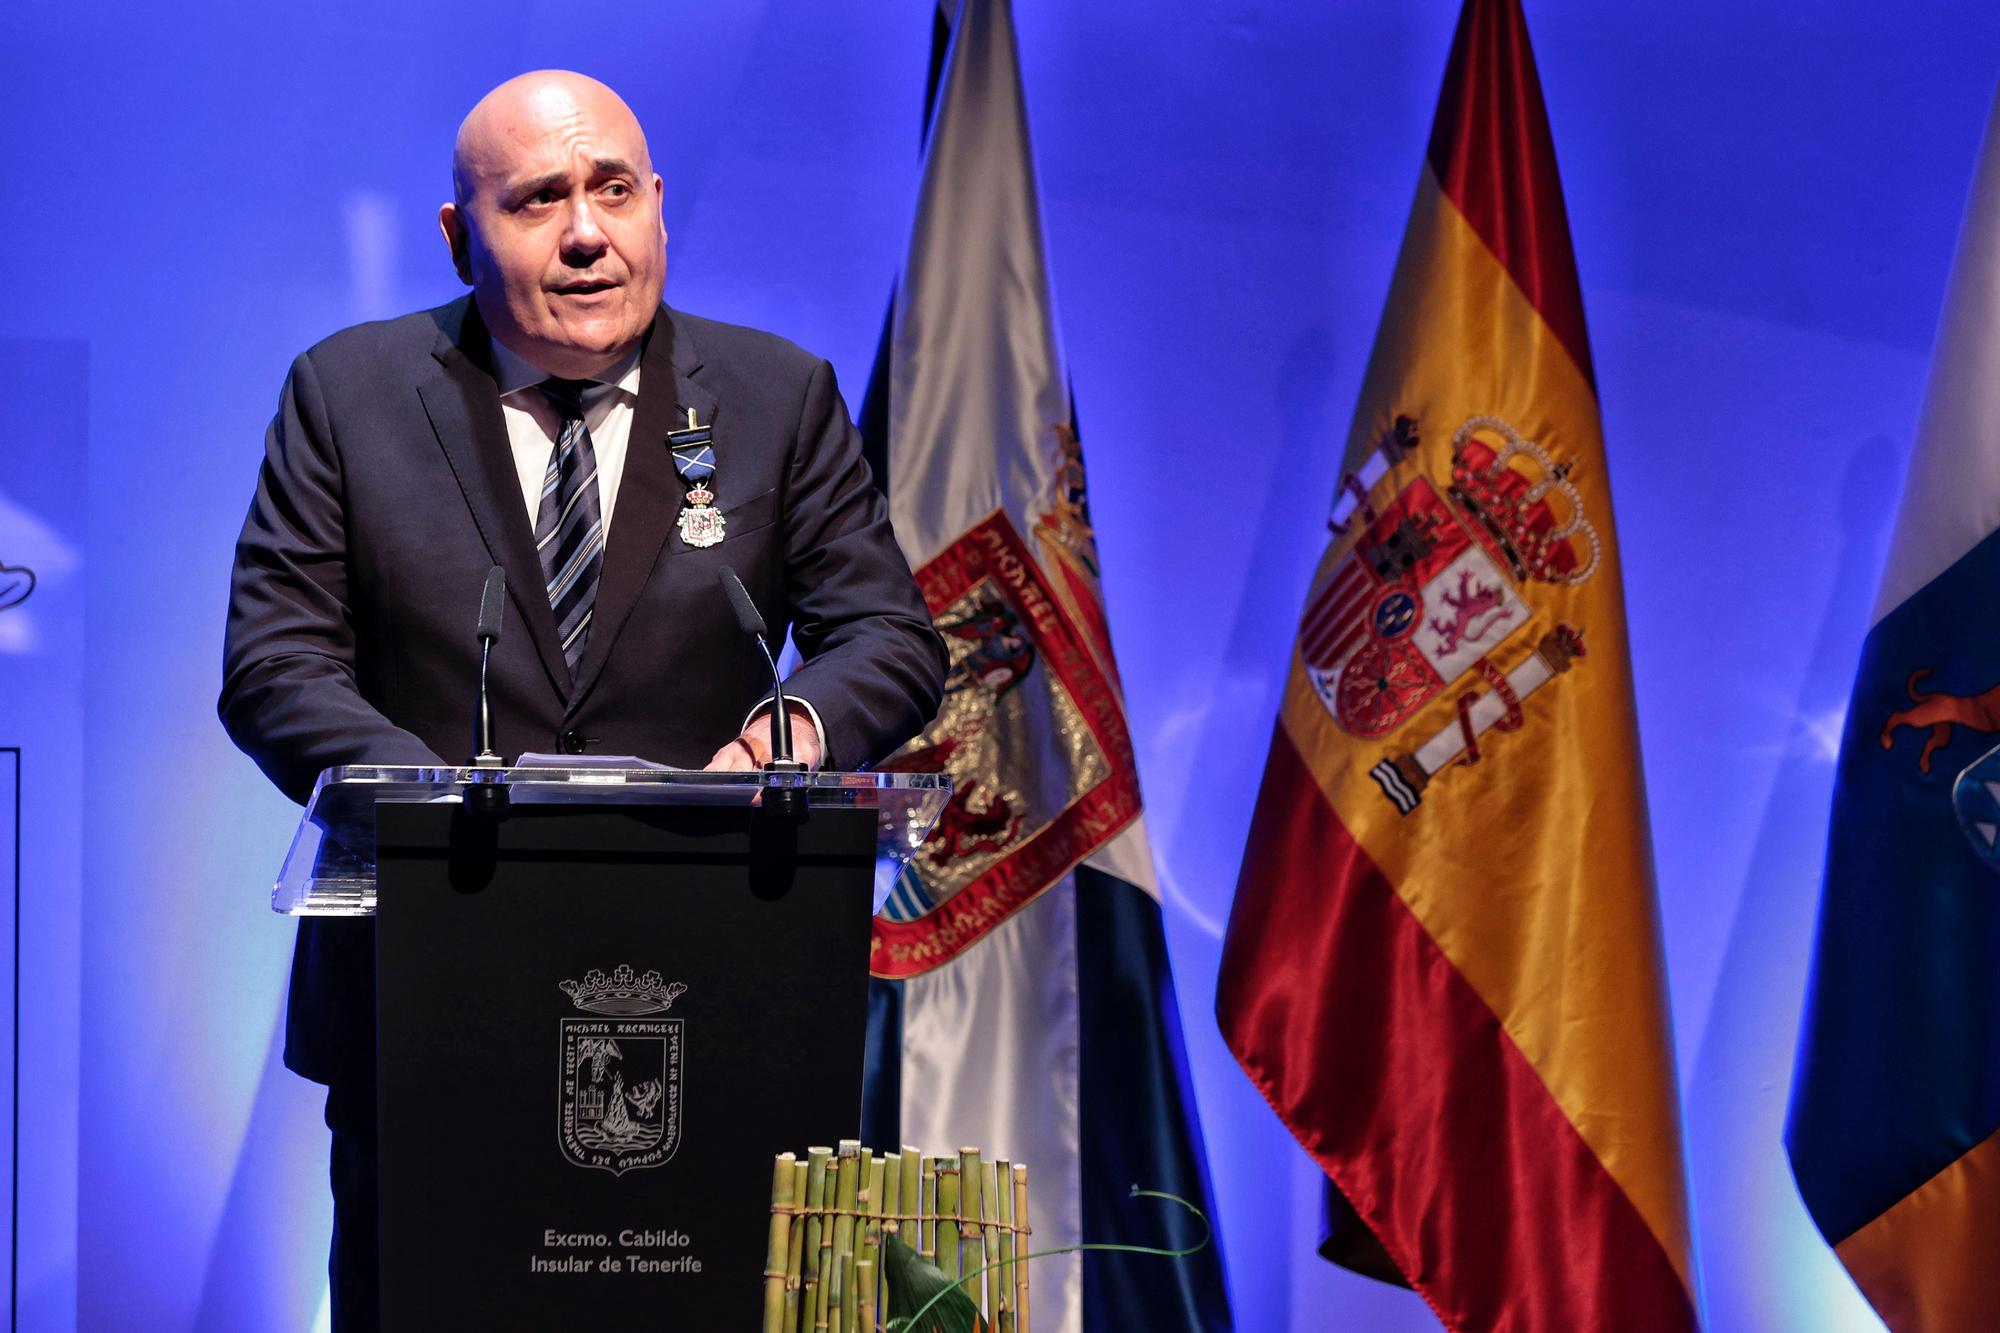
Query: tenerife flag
1787,86,2000,1332
1215,2,1699,1328
856,2,1232,1331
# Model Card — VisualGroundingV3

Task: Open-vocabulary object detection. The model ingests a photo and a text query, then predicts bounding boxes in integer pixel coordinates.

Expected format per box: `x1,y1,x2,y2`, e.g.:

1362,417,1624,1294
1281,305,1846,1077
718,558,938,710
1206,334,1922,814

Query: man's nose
561,197,607,256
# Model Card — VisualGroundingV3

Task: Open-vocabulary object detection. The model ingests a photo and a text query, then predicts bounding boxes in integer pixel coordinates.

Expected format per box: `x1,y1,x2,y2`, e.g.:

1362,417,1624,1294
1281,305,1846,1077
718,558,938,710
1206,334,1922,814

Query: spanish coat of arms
1308,414,1598,813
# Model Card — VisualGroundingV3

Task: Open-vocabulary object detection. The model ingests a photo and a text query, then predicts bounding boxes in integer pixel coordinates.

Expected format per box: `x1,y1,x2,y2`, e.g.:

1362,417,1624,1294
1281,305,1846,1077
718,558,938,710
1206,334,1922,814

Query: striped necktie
535,377,605,679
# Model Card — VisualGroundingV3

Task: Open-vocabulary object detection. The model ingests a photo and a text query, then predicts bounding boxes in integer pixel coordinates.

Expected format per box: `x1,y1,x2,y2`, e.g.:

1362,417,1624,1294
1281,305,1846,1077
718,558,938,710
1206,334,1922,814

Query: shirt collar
490,338,643,400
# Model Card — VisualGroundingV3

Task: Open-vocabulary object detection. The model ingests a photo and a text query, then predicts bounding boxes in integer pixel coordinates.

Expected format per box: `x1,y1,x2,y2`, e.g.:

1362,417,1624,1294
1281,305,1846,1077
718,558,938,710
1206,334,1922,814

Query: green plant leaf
881,1234,984,1333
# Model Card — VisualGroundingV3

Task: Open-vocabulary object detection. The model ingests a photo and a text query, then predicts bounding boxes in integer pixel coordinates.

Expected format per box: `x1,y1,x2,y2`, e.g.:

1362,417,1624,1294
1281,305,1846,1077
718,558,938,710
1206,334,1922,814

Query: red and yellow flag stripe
1218,2,1696,1327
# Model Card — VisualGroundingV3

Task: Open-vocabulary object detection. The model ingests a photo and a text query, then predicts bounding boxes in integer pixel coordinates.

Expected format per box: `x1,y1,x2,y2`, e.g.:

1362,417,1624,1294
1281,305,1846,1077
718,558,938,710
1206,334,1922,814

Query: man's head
440,71,666,378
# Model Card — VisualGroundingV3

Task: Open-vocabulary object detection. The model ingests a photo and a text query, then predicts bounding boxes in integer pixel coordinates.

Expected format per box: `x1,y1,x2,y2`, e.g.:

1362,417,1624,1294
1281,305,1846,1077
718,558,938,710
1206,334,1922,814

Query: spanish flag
1214,2,1698,1328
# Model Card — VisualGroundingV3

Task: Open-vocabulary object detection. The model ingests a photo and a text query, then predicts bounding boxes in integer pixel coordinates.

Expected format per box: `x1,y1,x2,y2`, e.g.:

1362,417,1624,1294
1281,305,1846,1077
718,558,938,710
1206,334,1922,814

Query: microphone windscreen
477,566,506,642
718,565,767,638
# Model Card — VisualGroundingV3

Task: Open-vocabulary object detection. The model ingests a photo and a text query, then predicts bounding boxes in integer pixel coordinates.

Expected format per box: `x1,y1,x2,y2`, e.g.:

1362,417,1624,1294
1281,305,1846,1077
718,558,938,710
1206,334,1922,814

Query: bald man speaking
219,72,945,1329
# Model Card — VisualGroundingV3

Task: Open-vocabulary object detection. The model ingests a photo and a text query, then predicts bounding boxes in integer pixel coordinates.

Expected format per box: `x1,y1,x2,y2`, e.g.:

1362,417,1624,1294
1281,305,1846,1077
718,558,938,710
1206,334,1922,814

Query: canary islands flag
1214,2,1699,1328
1787,86,2000,1333
856,2,1232,1331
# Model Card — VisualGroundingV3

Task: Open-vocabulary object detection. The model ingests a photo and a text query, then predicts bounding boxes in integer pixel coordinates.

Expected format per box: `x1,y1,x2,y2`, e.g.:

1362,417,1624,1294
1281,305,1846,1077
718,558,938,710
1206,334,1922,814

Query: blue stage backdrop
0,338,86,1330
1,2,1996,1329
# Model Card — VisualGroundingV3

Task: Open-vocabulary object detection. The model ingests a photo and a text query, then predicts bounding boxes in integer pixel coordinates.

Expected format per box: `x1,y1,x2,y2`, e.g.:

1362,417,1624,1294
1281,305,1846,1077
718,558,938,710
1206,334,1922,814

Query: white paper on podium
512,753,682,778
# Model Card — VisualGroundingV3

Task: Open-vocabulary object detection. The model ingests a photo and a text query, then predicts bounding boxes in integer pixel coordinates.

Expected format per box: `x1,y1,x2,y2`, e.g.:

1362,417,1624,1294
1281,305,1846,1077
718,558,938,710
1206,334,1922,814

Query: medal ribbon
668,423,715,488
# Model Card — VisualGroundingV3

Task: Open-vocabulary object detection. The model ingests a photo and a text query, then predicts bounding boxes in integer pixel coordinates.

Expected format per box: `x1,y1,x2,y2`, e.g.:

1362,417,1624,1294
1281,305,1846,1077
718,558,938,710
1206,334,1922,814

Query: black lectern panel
374,800,875,1330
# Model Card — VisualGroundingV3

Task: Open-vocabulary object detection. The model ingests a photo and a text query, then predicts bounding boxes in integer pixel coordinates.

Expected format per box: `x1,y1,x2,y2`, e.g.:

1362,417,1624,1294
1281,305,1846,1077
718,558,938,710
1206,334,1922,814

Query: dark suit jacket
220,297,945,1086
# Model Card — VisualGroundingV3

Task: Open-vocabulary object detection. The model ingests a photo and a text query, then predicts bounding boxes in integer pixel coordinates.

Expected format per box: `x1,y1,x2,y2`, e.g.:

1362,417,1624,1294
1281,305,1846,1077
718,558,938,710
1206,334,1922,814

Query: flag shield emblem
872,510,1142,978
1293,417,1603,812
1304,473,1532,738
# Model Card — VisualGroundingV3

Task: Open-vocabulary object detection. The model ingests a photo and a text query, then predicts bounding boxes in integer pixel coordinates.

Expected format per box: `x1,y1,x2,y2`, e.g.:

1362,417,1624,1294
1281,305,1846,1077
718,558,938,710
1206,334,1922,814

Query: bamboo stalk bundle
765,1144,1035,1332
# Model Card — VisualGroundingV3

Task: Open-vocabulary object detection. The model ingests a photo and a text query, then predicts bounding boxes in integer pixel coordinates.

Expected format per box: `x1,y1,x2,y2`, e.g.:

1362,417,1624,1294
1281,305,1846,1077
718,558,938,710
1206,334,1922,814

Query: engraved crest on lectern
557,967,687,1176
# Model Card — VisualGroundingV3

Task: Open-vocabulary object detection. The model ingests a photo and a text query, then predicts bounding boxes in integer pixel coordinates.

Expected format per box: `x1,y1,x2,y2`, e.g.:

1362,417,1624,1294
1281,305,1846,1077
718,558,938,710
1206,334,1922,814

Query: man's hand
704,703,823,771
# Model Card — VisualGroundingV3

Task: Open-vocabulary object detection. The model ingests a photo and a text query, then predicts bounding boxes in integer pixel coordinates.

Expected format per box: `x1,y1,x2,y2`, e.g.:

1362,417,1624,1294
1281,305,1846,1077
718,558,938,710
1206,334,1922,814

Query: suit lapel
415,299,570,695
569,307,718,708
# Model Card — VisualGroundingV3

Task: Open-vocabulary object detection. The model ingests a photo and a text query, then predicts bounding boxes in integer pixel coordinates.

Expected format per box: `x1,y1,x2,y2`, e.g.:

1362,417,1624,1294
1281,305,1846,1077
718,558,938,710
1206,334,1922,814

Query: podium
275,765,950,1330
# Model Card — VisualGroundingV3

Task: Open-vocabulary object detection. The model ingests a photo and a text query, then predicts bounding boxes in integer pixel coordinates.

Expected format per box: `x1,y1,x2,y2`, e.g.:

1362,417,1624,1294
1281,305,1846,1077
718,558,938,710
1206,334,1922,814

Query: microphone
718,565,803,773
472,566,505,767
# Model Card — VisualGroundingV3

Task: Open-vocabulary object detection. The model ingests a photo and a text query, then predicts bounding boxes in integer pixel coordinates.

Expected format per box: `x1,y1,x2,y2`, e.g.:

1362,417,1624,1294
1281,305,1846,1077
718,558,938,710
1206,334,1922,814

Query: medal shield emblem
676,487,726,549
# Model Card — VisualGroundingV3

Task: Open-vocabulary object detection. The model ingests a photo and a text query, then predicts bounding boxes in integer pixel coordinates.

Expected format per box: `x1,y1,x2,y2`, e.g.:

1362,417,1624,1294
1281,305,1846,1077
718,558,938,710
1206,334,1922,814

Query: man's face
442,77,667,378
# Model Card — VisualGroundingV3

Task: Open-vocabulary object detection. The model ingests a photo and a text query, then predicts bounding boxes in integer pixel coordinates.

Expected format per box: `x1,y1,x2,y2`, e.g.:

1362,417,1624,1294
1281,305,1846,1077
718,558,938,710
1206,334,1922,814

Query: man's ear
438,203,474,286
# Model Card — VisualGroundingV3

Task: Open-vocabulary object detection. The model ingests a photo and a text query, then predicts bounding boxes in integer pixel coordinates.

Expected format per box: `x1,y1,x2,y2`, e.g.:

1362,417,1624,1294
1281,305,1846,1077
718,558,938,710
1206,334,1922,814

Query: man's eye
601,182,631,201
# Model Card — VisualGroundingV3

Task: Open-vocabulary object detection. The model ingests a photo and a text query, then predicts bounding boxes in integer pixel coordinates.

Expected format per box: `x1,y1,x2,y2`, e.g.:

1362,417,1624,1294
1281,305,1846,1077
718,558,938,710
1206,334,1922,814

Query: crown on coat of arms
1446,415,1600,587
559,965,687,1015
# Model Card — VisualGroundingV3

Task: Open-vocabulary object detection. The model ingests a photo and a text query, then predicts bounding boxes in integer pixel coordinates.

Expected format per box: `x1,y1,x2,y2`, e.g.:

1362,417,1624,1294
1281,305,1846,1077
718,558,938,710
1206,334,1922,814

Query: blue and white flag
1787,86,2000,1331
858,3,1232,1329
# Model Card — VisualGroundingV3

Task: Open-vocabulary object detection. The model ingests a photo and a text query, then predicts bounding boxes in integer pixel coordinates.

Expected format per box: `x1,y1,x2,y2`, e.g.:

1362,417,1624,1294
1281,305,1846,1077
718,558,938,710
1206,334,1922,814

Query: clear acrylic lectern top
273,765,952,916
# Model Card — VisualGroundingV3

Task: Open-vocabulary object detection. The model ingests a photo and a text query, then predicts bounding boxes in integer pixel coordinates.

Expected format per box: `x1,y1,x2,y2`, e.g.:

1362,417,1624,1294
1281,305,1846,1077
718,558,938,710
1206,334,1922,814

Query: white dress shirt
489,339,641,533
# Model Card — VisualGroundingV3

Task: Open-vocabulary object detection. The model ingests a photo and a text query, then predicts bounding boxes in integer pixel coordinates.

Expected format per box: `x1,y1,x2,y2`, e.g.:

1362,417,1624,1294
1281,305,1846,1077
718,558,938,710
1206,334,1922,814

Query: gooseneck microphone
472,566,506,768
718,565,804,772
